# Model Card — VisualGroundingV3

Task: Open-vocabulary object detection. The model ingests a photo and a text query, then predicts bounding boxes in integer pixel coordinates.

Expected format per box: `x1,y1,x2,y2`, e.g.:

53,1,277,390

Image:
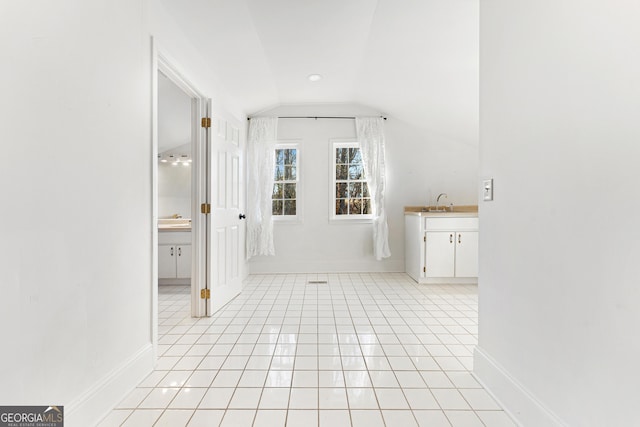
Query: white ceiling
158,0,478,145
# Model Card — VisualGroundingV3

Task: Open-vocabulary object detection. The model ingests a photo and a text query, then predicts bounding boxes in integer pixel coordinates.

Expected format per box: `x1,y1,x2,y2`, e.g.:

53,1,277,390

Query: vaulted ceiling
158,0,478,145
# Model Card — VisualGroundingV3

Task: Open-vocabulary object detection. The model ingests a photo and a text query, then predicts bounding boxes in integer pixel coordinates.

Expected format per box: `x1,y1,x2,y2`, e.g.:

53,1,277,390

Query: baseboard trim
419,277,477,285
473,346,567,427
66,344,154,427
159,278,190,285
248,260,405,274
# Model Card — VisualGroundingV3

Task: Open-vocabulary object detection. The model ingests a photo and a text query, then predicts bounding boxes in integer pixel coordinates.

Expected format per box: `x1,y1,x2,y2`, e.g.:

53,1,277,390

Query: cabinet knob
458,234,461,244
239,213,246,220
170,247,174,256
178,247,182,256
449,234,453,243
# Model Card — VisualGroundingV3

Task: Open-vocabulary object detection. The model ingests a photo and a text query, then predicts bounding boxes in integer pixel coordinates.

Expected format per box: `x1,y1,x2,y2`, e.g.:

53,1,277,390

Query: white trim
473,346,569,427
419,277,477,285
248,260,405,274
67,344,153,427
329,140,374,223
150,38,160,362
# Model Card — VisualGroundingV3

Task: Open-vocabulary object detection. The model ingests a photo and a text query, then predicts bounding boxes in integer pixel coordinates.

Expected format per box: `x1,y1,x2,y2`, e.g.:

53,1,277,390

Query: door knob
239,214,246,220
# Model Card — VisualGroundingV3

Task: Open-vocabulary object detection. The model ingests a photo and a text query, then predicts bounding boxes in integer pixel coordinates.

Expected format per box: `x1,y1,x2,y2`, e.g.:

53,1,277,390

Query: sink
427,209,448,212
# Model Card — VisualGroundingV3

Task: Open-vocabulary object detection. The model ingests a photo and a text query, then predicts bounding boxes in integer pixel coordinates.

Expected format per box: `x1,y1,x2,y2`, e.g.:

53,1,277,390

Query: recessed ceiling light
308,74,322,82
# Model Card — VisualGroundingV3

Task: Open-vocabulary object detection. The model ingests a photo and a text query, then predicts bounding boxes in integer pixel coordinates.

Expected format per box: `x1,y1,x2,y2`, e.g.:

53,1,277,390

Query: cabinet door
455,231,478,277
176,245,192,279
425,232,455,278
158,245,176,279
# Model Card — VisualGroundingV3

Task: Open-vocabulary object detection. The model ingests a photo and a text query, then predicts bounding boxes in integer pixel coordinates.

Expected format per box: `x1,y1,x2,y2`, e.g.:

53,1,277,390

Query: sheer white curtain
247,117,278,258
356,117,391,260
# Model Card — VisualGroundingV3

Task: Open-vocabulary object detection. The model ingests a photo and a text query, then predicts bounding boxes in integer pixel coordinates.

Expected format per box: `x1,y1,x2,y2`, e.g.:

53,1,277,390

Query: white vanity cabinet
158,230,192,283
405,212,478,284
425,218,478,280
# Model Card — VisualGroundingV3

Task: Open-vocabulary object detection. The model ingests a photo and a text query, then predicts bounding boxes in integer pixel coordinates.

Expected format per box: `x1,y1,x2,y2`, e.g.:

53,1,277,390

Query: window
272,144,299,218
332,142,372,219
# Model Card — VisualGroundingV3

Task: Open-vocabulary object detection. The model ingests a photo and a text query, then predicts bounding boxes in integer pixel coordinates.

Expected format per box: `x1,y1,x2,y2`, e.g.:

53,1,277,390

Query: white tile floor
98,273,515,427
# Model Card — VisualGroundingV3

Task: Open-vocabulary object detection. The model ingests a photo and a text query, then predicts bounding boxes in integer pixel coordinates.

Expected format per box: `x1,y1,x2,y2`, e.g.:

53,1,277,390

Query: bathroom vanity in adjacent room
158,218,192,284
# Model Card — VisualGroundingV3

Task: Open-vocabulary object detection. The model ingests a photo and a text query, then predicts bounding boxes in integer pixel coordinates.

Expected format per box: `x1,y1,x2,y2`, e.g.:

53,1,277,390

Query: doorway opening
152,47,210,359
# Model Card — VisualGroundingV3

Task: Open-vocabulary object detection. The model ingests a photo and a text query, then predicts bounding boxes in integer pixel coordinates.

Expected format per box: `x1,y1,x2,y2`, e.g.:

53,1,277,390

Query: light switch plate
483,179,493,201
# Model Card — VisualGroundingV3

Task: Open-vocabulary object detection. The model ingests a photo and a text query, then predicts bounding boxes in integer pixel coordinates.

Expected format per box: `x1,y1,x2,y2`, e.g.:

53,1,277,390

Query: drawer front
425,217,478,231
158,231,191,245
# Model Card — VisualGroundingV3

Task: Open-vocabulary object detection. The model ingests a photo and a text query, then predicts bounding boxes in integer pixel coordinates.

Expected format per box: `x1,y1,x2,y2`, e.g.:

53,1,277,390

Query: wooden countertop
404,205,478,218
158,226,192,232
158,218,192,231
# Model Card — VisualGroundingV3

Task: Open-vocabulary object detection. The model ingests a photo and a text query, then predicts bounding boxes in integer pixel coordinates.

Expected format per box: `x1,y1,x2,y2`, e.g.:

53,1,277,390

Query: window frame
329,140,374,223
272,141,302,223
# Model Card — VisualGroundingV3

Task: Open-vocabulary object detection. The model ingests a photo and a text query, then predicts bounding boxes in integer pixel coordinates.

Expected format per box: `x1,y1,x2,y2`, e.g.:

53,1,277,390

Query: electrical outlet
483,179,493,201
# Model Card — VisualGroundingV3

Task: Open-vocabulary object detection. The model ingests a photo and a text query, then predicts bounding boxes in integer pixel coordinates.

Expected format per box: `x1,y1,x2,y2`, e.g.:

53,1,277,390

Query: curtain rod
247,116,387,121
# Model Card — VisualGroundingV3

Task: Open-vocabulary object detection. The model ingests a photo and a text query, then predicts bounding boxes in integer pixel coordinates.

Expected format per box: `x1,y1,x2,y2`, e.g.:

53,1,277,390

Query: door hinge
201,203,211,214
423,267,426,273
423,236,426,242
200,289,210,299
201,117,211,128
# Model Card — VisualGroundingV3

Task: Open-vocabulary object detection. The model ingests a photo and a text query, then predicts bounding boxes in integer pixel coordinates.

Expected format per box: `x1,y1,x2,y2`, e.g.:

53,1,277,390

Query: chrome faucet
435,193,448,211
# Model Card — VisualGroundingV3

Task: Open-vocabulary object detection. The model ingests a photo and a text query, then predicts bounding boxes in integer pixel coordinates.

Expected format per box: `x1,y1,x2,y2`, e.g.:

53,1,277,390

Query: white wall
0,1,153,425
476,1,640,426
158,72,192,153
249,104,478,273
0,2,249,426
158,72,192,219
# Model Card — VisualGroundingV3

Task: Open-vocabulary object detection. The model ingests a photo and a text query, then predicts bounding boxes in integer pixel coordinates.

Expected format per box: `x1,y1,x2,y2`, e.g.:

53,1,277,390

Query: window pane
349,182,363,198
272,200,283,215
363,198,372,215
349,164,363,180
274,145,299,218
274,165,284,181
284,183,296,199
363,182,370,197
333,144,372,219
336,165,349,180
336,148,348,164
349,199,363,215
284,165,297,180
284,149,296,165
284,200,296,215
273,183,283,198
336,199,348,215
349,148,362,165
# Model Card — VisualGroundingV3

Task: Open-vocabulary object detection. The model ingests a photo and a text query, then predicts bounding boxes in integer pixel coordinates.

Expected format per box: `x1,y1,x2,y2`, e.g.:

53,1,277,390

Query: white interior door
207,113,244,315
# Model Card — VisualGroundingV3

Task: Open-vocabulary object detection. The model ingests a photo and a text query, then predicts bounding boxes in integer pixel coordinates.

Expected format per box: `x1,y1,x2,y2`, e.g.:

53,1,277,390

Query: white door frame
151,37,209,359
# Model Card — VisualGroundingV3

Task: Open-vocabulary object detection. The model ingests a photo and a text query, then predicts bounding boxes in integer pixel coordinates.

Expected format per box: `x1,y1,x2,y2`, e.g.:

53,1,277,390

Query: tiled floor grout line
377,273,429,427
102,274,515,427
342,273,386,423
